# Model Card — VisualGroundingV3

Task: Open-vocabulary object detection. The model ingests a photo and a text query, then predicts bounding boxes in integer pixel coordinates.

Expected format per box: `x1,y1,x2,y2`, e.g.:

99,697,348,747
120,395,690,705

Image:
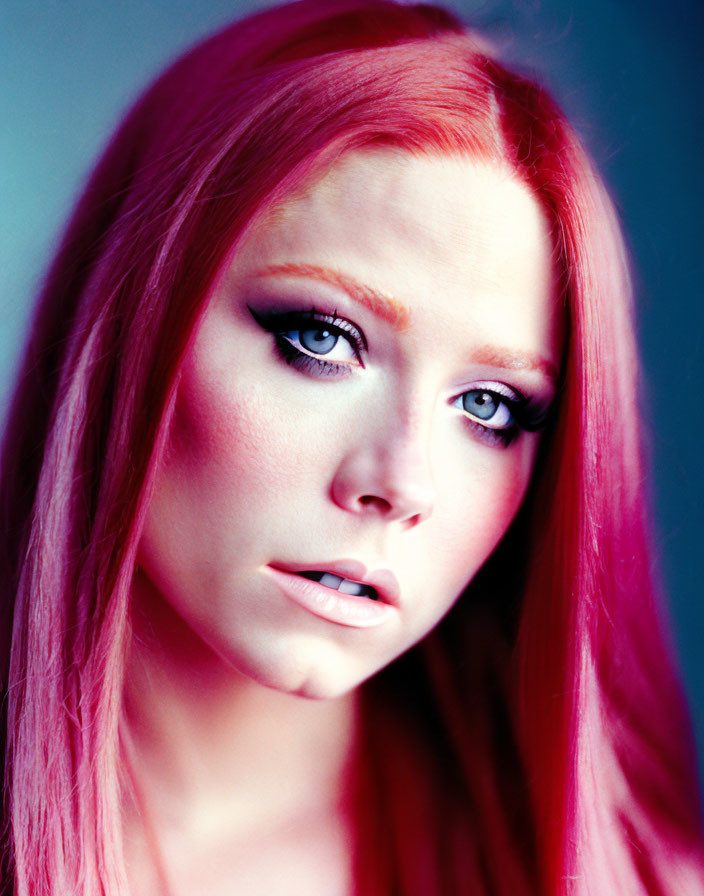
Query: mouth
264,560,400,628
295,571,380,600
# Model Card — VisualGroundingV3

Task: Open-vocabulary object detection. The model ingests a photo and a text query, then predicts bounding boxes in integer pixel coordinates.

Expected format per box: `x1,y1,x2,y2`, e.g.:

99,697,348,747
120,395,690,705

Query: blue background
3,0,702,782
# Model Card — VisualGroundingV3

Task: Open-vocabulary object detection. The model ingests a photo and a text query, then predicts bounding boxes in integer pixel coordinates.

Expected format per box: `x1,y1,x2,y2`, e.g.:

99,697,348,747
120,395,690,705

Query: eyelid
452,380,552,443
247,304,367,373
459,380,522,403
248,305,367,352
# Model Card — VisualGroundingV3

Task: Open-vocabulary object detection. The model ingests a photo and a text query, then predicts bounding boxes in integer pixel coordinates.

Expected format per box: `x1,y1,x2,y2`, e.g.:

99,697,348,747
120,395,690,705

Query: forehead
233,149,560,362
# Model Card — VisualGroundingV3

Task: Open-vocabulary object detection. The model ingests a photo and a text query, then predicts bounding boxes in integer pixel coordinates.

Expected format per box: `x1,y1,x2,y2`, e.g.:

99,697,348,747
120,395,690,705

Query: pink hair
1,1,702,892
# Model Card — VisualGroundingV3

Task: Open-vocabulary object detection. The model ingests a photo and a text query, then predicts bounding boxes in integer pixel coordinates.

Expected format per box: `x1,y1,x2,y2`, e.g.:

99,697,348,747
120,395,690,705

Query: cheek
166,349,303,508
471,448,535,529
138,352,292,597
424,437,539,593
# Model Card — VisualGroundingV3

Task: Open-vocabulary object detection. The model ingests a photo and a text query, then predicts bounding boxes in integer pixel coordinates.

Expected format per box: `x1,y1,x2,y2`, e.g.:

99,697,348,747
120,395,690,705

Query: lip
263,560,400,629
270,559,401,607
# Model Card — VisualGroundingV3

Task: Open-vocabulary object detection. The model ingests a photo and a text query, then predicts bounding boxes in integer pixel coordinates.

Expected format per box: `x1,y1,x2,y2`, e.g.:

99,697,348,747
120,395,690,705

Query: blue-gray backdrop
2,0,702,782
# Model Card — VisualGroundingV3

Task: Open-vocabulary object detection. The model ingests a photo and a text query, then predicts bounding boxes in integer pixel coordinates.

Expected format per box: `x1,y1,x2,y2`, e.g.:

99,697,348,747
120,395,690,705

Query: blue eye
282,325,358,364
249,305,550,441
299,328,339,354
453,383,551,448
452,385,527,447
248,306,366,377
456,389,514,430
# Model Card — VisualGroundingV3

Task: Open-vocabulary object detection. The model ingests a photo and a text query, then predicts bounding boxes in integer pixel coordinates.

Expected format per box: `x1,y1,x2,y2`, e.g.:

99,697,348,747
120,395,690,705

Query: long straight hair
1,2,702,893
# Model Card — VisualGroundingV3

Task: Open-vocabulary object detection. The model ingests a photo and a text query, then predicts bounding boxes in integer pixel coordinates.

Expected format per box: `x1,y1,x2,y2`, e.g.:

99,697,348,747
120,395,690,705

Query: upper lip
268,559,401,607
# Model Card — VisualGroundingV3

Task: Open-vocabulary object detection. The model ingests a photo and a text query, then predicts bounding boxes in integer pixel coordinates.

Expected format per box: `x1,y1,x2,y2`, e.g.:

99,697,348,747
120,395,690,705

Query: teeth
298,571,379,600
338,579,366,596
319,573,343,589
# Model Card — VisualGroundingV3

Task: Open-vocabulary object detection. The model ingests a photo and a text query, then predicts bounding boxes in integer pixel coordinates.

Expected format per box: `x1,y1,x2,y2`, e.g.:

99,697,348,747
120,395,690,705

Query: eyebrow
256,262,558,382
471,346,559,382
256,262,411,331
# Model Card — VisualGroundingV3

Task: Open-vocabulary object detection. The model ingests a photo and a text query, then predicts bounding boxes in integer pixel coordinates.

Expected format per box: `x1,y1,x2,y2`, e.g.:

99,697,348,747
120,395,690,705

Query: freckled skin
137,150,562,699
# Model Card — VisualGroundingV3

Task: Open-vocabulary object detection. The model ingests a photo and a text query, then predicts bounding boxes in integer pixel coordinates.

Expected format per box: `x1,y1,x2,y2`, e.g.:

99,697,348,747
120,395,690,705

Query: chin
257,670,362,702
260,662,365,702
226,640,372,701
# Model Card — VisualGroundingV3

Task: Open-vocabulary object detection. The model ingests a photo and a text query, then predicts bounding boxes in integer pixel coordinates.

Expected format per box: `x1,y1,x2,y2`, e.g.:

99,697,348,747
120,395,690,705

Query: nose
330,413,436,528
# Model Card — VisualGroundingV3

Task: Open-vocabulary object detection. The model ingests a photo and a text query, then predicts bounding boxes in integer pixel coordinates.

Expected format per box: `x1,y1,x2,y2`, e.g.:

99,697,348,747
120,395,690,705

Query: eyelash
248,305,546,446
248,306,365,377
453,386,541,447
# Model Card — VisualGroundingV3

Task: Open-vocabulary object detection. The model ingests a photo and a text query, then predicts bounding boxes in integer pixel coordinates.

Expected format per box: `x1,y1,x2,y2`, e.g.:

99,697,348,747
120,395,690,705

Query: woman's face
137,150,562,698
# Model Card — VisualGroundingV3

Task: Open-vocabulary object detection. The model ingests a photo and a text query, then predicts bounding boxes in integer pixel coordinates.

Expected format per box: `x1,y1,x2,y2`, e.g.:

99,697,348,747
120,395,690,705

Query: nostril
358,495,392,513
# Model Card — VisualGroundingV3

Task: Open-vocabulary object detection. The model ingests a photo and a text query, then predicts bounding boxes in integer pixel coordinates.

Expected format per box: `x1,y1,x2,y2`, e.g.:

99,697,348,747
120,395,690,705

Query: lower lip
263,566,396,628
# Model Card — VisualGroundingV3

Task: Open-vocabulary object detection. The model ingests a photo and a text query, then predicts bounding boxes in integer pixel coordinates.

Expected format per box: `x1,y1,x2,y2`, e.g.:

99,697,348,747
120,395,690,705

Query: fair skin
122,149,561,895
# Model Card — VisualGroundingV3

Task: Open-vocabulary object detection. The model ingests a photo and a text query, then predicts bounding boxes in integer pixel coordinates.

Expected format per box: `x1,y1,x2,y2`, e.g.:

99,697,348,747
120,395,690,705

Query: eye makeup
248,303,552,446
452,383,550,447
247,305,366,378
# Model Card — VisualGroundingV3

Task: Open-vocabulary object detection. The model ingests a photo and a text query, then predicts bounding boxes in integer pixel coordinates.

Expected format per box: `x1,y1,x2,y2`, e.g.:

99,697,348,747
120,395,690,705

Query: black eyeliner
507,395,553,433
458,389,553,449
247,304,367,376
493,398,540,434
247,304,367,354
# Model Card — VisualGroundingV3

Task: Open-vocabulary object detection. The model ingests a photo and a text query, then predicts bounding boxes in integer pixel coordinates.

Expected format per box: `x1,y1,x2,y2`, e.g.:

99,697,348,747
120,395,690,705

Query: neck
121,574,357,840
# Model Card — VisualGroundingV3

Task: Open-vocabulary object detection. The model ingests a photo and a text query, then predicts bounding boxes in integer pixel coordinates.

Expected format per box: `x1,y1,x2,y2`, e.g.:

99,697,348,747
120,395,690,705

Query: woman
1,1,702,893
